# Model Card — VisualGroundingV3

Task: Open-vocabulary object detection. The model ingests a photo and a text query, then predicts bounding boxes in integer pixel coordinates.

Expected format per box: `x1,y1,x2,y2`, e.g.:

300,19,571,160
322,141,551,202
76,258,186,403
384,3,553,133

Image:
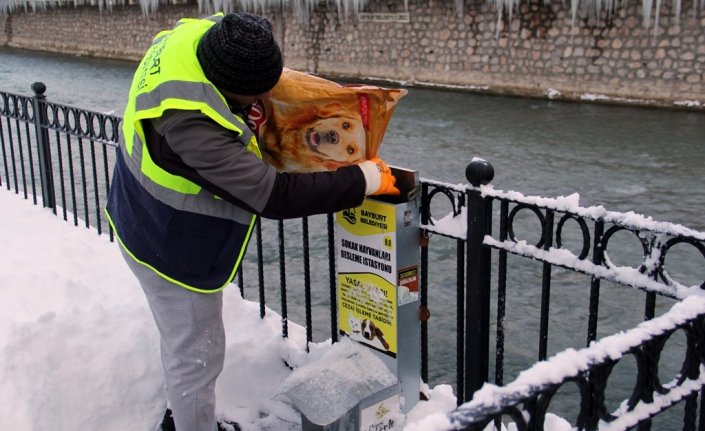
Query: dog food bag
247,68,407,173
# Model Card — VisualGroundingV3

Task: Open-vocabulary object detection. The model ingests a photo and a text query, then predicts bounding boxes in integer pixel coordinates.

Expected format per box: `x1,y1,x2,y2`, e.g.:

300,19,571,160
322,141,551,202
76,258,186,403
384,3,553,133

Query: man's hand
358,158,401,196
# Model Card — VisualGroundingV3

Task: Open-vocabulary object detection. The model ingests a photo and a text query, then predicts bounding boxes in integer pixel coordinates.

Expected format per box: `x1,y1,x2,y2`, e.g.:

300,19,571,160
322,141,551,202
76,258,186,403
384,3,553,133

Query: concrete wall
1,1,704,109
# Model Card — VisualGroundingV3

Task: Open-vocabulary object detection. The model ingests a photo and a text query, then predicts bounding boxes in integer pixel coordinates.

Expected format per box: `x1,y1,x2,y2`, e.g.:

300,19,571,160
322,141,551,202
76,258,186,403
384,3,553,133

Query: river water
2,46,705,424
2,47,703,229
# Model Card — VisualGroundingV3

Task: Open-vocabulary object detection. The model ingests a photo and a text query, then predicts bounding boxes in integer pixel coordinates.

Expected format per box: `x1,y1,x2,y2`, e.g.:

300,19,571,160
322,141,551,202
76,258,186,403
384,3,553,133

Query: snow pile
0,189,458,430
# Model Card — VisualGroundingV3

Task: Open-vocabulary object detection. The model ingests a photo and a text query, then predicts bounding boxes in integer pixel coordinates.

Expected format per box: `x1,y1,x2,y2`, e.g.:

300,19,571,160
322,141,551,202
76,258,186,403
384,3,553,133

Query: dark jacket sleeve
144,109,366,219
261,167,366,219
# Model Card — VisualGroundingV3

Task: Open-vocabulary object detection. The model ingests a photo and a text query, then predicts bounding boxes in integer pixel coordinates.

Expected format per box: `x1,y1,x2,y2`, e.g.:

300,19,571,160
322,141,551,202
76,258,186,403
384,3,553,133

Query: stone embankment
1,1,703,110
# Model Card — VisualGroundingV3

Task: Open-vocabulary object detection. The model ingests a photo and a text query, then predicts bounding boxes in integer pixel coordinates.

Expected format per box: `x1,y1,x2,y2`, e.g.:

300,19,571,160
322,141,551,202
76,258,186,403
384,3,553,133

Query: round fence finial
465,158,494,187
31,82,47,96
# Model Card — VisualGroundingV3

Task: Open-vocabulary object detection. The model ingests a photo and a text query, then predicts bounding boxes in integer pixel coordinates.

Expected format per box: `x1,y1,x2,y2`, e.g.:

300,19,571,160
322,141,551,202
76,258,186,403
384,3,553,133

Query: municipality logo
343,208,357,224
375,402,390,419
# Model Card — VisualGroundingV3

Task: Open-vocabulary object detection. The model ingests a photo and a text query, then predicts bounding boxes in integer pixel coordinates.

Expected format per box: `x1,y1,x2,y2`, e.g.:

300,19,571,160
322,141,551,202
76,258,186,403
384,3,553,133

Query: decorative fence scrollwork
44,101,121,143
419,159,705,430
446,296,705,431
1,83,120,237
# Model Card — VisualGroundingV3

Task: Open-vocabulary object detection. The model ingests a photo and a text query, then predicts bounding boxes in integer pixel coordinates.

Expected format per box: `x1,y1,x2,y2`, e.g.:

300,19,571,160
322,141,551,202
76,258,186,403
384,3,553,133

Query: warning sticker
397,266,419,306
338,273,397,356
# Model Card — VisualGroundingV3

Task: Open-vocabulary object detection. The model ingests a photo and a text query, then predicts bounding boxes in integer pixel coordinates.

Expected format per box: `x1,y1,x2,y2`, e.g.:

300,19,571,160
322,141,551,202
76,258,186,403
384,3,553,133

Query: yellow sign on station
337,199,398,357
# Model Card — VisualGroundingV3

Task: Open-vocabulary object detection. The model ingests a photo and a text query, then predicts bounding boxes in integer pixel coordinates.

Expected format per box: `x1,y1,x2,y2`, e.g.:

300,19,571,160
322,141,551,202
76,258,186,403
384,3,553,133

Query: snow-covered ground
0,189,458,430
3,187,704,431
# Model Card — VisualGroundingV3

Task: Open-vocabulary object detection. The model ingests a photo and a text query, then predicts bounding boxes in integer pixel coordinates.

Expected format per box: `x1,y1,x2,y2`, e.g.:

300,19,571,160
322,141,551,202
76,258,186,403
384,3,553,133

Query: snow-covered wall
1,1,703,109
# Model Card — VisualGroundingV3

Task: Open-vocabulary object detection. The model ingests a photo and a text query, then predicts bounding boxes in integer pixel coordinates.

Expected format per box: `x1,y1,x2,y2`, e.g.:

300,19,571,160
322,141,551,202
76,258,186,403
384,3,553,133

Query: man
105,11,398,431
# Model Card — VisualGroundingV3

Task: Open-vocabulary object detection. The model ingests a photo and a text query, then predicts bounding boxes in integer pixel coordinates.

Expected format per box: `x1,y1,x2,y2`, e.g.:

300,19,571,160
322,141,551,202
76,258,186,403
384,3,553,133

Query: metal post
420,183,430,384
464,158,494,401
31,82,55,210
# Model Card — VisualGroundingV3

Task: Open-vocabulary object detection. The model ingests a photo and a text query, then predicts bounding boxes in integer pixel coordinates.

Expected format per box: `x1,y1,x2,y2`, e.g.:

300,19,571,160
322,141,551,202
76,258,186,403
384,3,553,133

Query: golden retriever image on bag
247,69,407,172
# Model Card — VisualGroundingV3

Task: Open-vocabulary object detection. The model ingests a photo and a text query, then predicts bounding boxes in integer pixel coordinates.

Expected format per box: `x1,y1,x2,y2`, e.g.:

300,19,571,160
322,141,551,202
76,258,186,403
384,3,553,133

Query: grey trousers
121,247,225,431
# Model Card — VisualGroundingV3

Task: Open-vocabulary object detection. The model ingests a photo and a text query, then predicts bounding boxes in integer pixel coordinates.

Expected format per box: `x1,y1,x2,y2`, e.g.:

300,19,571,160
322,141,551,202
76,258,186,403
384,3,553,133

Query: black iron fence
3,83,705,430
421,177,705,430
0,82,119,237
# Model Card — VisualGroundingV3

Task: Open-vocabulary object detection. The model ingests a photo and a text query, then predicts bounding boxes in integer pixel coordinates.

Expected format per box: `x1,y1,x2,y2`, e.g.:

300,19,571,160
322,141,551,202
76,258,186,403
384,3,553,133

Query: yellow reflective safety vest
106,15,260,292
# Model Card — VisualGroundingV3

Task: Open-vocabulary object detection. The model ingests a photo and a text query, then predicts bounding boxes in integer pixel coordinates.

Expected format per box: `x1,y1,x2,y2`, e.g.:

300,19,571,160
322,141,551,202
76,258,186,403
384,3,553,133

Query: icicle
642,0,653,29
213,0,234,13
571,0,579,27
195,0,206,14
495,0,503,39
605,0,612,20
455,0,463,17
0,0,701,33
137,0,159,16
674,0,681,24
291,0,311,26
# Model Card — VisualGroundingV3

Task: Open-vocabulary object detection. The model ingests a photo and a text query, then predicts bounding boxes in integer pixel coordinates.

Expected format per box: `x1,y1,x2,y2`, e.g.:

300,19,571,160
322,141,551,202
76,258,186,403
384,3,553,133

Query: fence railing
446,295,705,430
3,83,705,430
420,176,705,430
0,82,119,238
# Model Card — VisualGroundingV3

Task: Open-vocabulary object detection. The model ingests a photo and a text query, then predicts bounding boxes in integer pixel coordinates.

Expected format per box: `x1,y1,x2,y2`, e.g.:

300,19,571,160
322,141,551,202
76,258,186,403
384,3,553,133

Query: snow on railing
482,185,705,241
454,295,705,429
421,181,705,242
420,178,705,299
601,372,705,431
484,236,705,299
415,295,705,431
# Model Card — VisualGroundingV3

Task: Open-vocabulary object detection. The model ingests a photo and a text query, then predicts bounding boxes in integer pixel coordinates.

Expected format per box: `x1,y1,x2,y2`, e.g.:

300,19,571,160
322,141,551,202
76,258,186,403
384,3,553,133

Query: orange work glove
358,158,401,196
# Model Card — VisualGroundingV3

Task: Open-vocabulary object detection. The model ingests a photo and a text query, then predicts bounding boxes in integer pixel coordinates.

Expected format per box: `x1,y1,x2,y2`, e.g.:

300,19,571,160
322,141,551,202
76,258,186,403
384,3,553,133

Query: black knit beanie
197,13,284,96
